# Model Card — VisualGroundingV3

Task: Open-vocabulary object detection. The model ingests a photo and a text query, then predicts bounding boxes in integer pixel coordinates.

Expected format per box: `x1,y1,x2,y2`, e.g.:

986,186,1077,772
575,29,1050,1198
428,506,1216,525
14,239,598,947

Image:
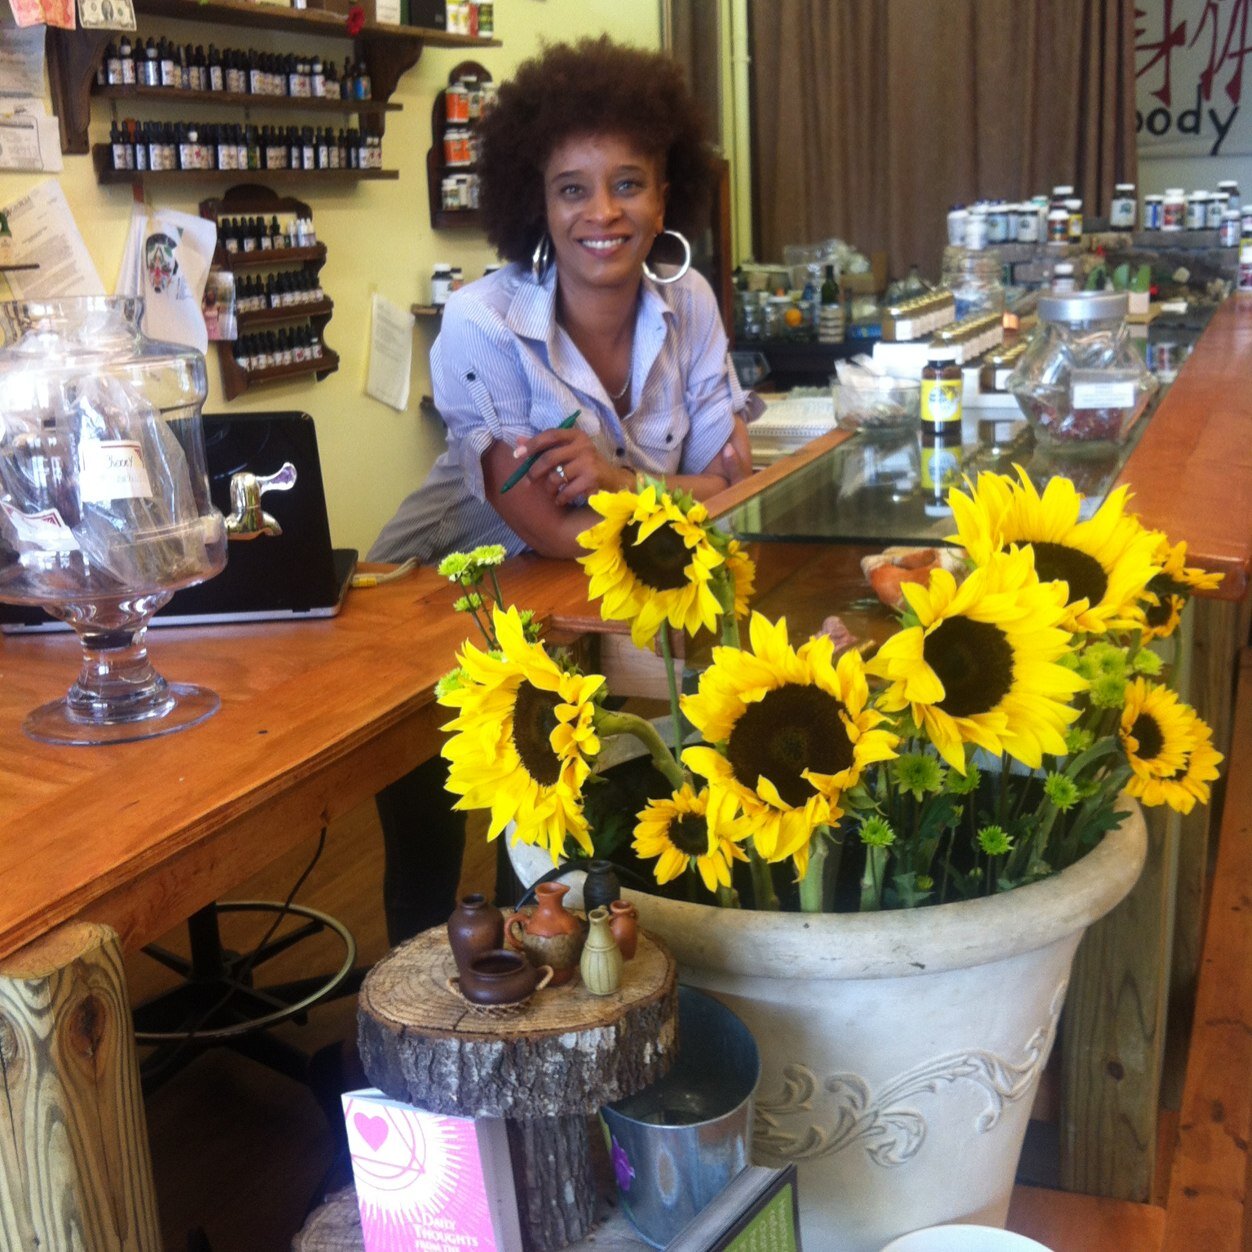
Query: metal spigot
224,461,296,540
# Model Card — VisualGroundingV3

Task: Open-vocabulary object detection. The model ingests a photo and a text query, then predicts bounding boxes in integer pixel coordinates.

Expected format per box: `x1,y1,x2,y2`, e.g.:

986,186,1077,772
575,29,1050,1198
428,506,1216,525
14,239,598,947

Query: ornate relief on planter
755,982,1067,1166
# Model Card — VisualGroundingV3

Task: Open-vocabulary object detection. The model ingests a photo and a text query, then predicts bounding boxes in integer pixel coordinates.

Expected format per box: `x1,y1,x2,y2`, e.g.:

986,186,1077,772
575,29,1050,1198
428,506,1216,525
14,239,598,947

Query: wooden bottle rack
201,185,338,400
46,0,499,157
425,60,490,230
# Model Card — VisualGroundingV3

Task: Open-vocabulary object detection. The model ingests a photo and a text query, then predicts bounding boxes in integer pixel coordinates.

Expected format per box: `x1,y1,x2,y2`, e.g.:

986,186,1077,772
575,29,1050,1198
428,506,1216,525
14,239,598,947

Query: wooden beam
0,923,159,1250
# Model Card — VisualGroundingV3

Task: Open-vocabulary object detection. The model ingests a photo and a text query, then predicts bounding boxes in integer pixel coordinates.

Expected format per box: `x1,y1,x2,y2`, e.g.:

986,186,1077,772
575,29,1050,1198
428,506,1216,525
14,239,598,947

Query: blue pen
499,409,581,494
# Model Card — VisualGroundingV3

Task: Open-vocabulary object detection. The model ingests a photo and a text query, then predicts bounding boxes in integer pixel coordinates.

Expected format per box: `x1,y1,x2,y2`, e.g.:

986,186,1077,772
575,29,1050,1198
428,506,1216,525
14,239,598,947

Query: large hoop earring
531,233,553,281
642,229,692,285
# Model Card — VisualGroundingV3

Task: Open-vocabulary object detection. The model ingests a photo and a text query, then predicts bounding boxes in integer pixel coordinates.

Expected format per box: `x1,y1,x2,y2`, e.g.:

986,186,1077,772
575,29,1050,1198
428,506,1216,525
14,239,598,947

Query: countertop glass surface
719,310,1213,549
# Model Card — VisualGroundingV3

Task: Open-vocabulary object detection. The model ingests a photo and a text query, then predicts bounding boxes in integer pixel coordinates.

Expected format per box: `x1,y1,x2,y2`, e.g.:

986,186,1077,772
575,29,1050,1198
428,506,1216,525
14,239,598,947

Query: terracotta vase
582,859,622,914
580,906,624,996
508,882,585,986
608,898,639,960
446,892,505,976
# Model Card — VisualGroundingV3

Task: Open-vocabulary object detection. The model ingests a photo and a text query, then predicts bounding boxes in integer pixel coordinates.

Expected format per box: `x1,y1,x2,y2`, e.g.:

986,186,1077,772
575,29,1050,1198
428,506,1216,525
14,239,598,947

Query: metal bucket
600,987,761,1247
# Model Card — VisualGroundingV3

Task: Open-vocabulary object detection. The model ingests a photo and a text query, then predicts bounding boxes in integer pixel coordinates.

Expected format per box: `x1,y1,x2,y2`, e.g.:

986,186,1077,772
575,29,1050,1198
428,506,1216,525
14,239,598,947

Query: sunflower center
620,520,691,592
1030,542,1109,607
1130,713,1165,762
1143,595,1175,629
511,682,562,786
924,617,1014,718
726,683,852,807
669,814,710,857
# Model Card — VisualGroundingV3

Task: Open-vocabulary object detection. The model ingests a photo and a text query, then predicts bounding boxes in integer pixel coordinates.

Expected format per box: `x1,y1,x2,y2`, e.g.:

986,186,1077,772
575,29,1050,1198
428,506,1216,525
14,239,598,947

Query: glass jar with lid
1006,289,1158,450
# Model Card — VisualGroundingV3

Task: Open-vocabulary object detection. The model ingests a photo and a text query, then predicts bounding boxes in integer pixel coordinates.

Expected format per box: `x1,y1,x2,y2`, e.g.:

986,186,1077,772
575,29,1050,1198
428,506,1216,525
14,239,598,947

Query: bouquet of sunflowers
435,469,1222,914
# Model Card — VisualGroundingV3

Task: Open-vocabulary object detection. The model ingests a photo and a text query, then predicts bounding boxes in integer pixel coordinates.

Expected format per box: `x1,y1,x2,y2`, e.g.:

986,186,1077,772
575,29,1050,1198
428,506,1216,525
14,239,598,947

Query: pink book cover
341,1089,521,1252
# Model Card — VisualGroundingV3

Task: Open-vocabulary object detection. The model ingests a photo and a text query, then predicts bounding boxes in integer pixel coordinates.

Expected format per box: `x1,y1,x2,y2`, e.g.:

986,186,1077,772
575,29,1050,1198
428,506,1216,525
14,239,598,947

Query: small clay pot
458,949,542,1006
507,913,586,985
608,898,639,961
582,860,622,914
447,893,505,976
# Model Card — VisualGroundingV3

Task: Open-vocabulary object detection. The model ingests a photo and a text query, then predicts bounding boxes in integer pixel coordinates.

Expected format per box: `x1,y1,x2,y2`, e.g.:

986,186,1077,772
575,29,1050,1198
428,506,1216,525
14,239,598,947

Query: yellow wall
0,1,662,553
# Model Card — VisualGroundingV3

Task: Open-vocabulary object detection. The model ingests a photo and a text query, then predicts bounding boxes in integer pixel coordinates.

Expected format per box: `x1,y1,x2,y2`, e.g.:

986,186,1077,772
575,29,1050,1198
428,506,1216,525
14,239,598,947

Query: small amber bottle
920,345,963,438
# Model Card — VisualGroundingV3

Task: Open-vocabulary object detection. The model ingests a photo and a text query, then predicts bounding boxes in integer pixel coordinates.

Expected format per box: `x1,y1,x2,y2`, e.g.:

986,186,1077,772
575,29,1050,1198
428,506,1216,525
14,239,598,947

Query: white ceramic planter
508,804,1146,1252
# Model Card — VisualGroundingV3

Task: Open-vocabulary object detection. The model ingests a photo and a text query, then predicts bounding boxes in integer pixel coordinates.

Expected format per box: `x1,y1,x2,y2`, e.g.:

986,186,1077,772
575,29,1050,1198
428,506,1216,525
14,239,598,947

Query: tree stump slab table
357,927,678,1251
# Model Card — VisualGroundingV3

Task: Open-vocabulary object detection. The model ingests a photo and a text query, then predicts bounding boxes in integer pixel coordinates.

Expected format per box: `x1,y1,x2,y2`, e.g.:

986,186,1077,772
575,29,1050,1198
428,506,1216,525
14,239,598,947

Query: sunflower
1139,536,1225,641
1120,678,1223,813
578,485,727,648
633,784,748,893
948,468,1161,634
681,614,898,876
722,538,756,621
867,547,1086,772
439,605,605,862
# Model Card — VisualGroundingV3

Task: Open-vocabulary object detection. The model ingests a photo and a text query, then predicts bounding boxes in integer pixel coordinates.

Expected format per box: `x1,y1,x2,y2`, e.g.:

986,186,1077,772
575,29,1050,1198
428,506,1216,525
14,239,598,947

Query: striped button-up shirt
368,261,744,564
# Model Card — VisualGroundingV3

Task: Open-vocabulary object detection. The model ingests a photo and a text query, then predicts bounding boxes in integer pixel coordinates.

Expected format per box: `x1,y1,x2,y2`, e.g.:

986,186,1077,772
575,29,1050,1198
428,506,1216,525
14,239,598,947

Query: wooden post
0,922,160,1251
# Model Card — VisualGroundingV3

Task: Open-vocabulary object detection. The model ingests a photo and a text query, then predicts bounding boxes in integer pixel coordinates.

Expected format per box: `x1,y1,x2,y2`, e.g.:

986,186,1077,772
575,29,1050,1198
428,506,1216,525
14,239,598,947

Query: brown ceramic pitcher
507,881,585,985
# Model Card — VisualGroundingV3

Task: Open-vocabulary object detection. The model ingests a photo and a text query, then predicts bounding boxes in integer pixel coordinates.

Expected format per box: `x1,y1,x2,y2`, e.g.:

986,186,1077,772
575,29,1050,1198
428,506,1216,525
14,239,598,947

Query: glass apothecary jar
0,297,227,744
1007,290,1157,450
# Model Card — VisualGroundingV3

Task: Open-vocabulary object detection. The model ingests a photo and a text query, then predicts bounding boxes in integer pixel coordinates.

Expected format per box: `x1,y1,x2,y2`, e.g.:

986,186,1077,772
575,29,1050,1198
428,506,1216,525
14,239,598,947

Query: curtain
749,0,1139,276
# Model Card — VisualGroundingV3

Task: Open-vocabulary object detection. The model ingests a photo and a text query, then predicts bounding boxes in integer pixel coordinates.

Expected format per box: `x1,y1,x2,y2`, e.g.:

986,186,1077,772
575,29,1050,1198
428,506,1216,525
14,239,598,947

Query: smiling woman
369,36,754,570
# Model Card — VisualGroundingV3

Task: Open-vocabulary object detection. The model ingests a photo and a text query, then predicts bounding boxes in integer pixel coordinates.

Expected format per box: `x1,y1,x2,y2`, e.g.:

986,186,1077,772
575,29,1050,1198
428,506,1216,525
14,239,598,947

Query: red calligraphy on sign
1136,0,1190,106
1188,0,1252,105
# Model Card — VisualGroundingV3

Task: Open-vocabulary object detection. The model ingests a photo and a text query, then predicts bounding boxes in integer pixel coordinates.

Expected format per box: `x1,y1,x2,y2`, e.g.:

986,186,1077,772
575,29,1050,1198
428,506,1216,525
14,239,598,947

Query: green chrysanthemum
895,752,946,801
978,825,1013,856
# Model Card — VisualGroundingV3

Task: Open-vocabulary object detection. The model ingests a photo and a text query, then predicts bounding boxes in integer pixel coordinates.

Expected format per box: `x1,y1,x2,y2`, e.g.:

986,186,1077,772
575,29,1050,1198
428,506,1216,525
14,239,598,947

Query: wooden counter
2,297,1250,1249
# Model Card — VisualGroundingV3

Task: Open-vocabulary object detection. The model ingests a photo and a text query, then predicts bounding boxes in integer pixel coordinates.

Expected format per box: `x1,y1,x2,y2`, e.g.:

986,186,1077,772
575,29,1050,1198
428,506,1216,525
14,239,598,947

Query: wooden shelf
93,147,399,183
128,0,497,45
48,1,498,154
222,346,340,398
430,206,481,230
411,304,442,317
220,243,327,270
238,298,333,329
94,84,402,113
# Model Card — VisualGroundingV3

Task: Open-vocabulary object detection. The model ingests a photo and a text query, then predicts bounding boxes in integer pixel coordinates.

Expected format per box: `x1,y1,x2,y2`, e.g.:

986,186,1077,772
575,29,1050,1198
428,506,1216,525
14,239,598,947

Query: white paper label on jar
1071,380,1136,409
0,501,81,553
78,440,153,503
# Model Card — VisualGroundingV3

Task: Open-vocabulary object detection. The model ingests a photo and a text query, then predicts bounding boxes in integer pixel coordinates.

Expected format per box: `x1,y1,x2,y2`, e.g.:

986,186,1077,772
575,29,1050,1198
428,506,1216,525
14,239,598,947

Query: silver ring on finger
555,464,567,481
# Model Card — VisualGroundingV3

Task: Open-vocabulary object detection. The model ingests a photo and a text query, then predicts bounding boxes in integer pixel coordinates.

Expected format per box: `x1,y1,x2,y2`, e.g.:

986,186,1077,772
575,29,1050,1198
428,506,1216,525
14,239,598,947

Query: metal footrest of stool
134,900,356,1045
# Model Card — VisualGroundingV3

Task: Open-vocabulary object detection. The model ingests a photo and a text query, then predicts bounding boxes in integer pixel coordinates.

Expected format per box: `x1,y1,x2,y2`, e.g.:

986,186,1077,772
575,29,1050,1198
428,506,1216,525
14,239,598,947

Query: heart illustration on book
355,1112,390,1153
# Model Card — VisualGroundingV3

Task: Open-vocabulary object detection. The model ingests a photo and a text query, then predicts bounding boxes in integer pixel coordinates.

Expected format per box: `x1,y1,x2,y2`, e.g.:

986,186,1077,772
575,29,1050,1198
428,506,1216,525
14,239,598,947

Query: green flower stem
659,629,684,764
594,710,686,791
747,847,780,911
798,829,829,913
716,883,741,908
860,843,887,911
713,569,741,649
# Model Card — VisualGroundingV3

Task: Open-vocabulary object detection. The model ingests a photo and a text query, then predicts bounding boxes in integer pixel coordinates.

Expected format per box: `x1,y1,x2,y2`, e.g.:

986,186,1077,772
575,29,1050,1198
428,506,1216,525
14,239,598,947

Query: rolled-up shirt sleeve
676,280,740,475
430,299,533,502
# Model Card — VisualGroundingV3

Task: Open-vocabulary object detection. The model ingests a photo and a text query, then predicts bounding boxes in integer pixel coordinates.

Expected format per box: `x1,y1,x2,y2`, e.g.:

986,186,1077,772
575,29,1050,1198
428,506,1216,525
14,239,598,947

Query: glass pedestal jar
0,297,227,744
1007,290,1157,452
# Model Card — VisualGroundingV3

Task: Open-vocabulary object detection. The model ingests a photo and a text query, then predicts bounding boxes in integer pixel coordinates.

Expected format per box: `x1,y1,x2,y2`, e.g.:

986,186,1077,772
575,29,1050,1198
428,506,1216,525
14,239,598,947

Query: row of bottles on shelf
108,121,383,173
222,214,317,254
98,40,375,102
235,324,325,372
236,270,325,313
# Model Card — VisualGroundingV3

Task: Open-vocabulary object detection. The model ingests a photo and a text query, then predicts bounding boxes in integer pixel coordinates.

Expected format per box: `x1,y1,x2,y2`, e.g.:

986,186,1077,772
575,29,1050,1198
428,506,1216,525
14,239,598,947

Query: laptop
0,411,357,632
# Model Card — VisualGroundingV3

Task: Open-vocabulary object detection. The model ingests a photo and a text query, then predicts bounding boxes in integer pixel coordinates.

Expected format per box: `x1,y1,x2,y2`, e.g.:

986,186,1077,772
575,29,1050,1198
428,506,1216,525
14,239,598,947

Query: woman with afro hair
370,35,753,569
367,38,754,945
